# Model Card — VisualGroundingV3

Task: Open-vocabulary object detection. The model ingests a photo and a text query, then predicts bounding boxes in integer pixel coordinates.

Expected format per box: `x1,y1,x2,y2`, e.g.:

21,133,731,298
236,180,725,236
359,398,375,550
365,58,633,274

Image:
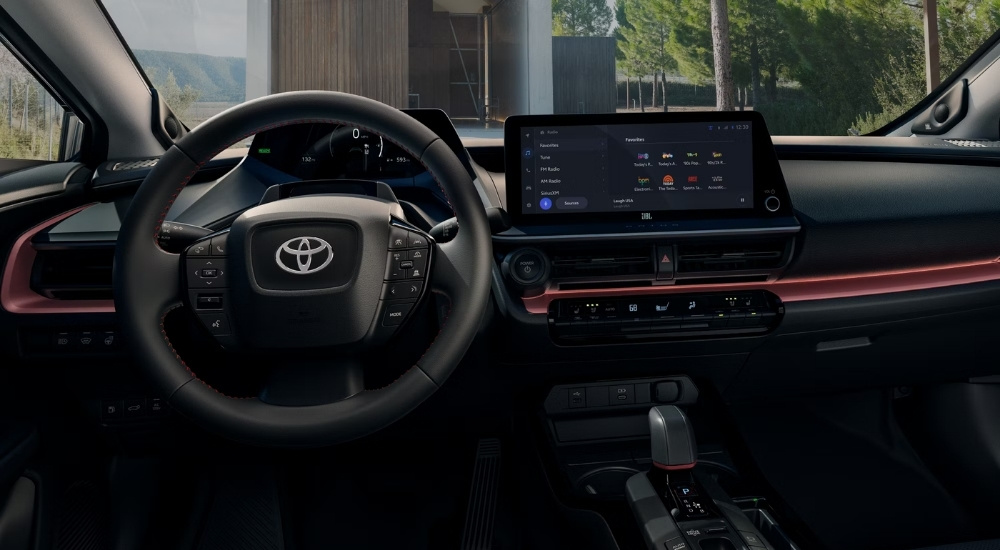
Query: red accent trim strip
1,204,115,314
653,461,697,471
521,259,1000,314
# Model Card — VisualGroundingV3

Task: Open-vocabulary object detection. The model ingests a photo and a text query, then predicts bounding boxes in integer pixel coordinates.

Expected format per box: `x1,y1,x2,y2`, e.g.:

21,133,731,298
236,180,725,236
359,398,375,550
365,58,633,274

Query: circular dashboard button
765,195,781,212
504,248,549,287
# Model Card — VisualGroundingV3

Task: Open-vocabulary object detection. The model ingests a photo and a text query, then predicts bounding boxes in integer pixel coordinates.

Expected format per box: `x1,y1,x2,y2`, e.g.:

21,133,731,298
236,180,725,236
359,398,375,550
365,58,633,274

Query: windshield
102,0,999,136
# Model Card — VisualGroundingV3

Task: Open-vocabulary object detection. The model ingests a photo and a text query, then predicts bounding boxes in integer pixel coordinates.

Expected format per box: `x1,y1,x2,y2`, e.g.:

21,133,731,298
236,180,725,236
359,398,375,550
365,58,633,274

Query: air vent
944,139,1000,148
550,246,654,279
111,158,158,171
676,240,787,274
31,247,114,300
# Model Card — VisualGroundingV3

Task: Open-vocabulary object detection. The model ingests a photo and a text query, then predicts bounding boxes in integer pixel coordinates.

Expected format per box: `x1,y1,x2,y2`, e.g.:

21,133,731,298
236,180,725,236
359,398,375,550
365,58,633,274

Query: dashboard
3,109,1000,405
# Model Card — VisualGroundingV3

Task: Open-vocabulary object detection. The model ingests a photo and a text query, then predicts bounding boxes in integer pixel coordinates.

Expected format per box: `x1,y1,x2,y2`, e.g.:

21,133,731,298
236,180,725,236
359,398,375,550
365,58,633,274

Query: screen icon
687,175,698,183
662,175,674,185
523,148,532,158
637,177,650,185
712,151,723,158
637,153,649,160
539,197,553,210
662,152,673,159
686,152,698,158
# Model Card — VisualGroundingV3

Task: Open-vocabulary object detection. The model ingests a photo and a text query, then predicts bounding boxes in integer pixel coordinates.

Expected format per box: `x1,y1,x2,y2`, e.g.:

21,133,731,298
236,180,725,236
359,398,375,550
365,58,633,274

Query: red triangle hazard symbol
661,254,671,263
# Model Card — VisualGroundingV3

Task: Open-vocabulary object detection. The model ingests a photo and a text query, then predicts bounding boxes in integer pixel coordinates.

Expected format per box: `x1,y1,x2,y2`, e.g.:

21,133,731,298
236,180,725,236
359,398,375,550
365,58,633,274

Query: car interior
3,1,1000,550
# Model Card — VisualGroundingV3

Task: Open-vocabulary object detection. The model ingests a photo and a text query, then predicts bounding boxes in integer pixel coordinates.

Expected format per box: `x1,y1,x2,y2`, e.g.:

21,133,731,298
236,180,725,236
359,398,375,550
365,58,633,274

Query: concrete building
246,0,553,123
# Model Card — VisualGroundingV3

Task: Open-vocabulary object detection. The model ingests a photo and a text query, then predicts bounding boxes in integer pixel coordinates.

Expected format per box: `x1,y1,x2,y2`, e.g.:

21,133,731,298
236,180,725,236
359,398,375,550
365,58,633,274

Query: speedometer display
248,123,416,180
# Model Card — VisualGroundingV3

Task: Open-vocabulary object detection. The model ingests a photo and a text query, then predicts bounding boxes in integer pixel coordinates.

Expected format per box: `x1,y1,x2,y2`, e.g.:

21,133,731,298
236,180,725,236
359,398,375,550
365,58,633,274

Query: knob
765,195,781,212
503,248,549,288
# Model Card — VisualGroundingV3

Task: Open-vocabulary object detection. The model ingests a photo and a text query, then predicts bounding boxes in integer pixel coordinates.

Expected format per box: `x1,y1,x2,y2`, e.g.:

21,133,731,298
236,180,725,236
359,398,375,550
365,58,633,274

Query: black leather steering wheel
113,92,493,447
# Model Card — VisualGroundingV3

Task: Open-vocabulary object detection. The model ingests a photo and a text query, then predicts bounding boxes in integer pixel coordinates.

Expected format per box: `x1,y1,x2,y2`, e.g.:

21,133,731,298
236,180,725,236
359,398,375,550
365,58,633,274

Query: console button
510,251,544,285
709,309,730,328
149,397,168,416
744,308,763,326
740,532,766,547
407,231,428,249
382,303,413,326
53,331,71,350
75,331,96,349
209,234,228,255
655,381,681,403
386,281,422,301
568,388,586,408
656,246,674,280
663,537,690,550
187,240,210,256
124,397,145,417
609,384,634,405
100,331,118,349
586,386,609,407
101,400,123,419
198,313,231,336
389,226,409,249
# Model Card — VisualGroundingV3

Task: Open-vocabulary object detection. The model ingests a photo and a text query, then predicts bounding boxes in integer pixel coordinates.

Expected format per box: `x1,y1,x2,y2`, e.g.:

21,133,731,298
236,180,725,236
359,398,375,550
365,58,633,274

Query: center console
627,406,792,550
496,111,799,346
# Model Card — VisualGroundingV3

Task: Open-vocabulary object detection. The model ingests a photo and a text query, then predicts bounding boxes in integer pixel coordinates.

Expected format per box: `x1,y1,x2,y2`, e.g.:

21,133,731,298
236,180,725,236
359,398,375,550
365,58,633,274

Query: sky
102,0,248,57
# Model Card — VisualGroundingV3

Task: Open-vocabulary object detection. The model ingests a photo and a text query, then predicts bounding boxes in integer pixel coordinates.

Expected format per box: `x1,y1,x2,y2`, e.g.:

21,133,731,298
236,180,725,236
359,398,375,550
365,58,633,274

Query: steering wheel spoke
258,356,365,407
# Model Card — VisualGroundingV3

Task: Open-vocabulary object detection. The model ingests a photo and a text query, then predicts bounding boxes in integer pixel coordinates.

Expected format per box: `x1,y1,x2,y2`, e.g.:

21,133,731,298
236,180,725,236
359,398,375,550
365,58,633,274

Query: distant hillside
133,49,246,103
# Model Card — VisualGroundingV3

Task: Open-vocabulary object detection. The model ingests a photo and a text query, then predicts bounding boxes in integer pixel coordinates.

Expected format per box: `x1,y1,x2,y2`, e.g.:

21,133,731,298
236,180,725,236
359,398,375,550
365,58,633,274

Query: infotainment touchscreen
504,112,789,226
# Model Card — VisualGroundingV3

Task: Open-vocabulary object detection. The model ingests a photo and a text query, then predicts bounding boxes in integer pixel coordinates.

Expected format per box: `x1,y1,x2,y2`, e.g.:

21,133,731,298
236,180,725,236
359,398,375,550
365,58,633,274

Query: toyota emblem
275,236,334,275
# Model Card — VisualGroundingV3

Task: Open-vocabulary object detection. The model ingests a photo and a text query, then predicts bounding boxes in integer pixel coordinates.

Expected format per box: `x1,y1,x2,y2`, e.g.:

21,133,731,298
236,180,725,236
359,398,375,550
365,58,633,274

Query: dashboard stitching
159,304,253,399
153,117,458,399
364,294,451,392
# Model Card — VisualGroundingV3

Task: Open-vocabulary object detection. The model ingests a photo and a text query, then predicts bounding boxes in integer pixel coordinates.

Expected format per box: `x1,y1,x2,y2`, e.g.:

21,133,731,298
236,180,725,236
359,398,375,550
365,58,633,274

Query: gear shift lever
649,405,697,471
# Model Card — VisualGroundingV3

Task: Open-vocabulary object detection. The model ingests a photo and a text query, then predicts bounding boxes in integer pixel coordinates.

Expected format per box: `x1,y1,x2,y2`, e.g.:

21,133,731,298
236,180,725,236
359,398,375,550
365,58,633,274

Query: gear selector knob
649,405,697,471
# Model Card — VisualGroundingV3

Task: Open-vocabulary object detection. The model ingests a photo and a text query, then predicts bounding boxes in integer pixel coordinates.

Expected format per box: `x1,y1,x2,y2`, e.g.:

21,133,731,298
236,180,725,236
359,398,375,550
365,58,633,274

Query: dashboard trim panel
520,258,1000,314
1,203,116,314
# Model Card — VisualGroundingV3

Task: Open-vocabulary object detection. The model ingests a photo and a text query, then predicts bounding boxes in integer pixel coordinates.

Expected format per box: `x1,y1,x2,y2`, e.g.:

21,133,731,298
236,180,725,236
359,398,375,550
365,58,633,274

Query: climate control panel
548,290,781,343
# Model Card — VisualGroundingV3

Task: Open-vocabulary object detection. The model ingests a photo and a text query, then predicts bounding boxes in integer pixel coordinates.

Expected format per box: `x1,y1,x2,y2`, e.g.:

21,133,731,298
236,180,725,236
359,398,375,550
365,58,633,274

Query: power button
765,195,781,212
505,248,549,287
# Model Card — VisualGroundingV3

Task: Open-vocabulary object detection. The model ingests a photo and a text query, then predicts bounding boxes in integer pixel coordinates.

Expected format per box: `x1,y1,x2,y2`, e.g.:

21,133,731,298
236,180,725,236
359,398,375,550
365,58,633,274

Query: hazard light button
656,245,674,280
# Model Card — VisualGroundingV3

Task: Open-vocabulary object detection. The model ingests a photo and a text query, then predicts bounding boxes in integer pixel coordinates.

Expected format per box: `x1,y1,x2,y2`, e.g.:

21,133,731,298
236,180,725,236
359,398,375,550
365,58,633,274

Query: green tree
146,66,201,119
553,0,614,36
620,0,677,110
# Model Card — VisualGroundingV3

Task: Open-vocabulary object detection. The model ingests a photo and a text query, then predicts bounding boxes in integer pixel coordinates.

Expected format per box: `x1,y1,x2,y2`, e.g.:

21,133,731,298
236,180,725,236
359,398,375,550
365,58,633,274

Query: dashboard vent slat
550,246,654,279
675,241,787,274
31,247,115,300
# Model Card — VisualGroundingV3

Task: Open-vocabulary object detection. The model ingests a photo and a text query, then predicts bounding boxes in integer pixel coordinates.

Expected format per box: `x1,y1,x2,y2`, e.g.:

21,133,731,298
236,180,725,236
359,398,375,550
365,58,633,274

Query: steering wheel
113,92,493,447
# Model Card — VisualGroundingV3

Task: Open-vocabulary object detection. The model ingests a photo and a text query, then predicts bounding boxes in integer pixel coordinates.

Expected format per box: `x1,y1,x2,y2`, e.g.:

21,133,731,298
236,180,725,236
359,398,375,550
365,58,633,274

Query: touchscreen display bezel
503,111,790,226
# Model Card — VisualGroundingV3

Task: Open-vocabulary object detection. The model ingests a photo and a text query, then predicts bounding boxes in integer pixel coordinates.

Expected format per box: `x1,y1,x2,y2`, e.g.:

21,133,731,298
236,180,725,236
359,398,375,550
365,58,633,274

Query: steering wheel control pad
181,194,429,350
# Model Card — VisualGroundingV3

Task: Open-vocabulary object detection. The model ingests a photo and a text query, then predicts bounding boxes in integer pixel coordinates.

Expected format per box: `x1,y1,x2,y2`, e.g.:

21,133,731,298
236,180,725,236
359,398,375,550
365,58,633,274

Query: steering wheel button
399,260,414,270
209,234,228,255
187,241,210,256
386,281,422,300
198,313,231,336
200,268,219,278
382,303,413,326
408,249,425,260
389,226,409,249
407,232,428,248
188,259,228,288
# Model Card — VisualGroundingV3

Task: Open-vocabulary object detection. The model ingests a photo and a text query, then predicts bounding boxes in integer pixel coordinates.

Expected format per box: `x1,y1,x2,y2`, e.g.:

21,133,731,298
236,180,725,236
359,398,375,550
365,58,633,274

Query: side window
0,43,70,161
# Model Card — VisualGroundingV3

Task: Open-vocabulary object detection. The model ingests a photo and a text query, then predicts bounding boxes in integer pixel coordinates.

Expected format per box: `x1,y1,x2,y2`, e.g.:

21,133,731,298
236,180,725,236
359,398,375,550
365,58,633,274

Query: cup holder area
697,538,738,550
734,498,802,550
